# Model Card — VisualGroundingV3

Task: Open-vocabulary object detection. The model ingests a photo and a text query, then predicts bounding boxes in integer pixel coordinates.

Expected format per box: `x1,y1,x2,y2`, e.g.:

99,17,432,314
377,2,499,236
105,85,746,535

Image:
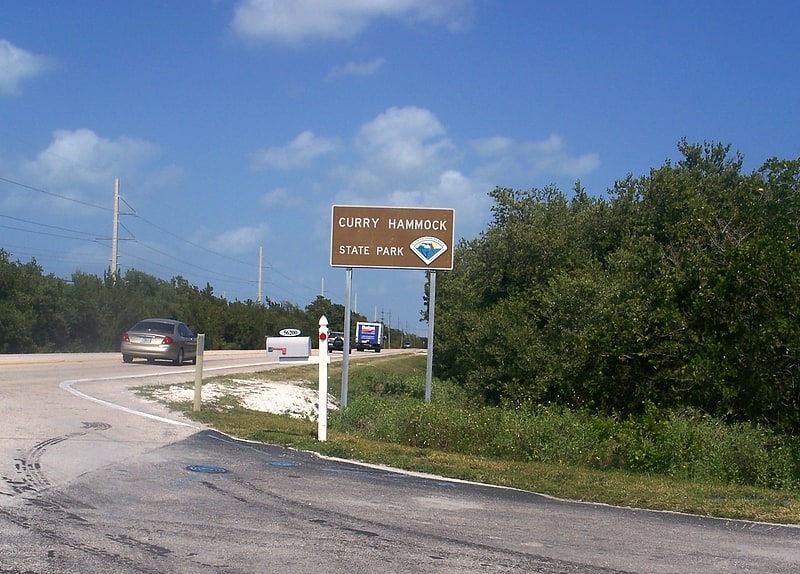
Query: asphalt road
1,351,798,573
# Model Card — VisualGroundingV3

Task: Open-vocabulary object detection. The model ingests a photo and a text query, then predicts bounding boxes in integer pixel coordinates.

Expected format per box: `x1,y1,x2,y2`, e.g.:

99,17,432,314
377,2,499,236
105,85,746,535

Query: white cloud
558,154,601,176
531,133,565,155
252,130,340,170
1,128,186,226
355,106,454,179
293,106,600,242
471,136,514,156
260,187,303,208
5,129,161,212
0,39,52,95
22,129,158,186
436,168,475,199
327,58,386,80
382,167,480,203
209,224,269,255
471,133,600,183
230,0,474,45
335,109,600,239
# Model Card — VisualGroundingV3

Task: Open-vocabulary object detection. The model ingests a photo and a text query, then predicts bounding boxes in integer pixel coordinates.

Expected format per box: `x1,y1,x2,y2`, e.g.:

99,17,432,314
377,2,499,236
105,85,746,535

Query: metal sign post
341,268,353,407
425,273,436,403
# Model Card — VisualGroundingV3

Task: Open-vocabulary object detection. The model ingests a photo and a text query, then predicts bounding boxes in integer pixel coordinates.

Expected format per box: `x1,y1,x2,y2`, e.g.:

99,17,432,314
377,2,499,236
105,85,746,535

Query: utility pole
110,178,120,283
257,246,263,304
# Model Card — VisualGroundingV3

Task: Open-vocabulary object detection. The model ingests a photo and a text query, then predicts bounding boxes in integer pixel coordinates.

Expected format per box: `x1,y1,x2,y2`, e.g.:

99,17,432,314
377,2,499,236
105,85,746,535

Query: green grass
141,354,800,525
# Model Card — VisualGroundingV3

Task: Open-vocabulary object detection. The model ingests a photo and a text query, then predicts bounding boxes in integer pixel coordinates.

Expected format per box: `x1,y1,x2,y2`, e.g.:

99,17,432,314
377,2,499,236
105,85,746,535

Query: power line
0,223,103,242
0,165,321,303
129,238,256,285
2,242,106,263
132,213,253,269
0,176,112,212
125,208,328,301
1,175,344,305
0,213,101,239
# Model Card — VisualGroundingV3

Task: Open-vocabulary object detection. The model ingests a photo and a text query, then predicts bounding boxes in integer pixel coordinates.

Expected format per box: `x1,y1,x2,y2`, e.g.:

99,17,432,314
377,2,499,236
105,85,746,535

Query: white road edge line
59,362,274,428
60,377,198,428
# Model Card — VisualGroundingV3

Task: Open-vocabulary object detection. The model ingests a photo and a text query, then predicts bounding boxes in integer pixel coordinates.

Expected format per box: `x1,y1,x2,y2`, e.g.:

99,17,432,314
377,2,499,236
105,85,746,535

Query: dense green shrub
331,381,800,491
433,143,800,434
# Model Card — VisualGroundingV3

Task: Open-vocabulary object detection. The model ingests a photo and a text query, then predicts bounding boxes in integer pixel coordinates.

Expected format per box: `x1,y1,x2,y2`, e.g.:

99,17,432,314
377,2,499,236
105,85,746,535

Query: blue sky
2,1,799,337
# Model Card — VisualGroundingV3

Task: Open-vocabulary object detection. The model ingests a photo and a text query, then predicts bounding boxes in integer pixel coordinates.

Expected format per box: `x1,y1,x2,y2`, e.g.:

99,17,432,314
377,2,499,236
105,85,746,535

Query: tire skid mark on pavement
0,415,175,574
2,422,111,497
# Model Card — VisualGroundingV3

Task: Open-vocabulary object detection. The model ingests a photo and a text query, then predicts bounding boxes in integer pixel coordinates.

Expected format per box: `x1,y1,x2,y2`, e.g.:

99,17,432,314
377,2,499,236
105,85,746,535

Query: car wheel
122,354,133,363
174,348,184,366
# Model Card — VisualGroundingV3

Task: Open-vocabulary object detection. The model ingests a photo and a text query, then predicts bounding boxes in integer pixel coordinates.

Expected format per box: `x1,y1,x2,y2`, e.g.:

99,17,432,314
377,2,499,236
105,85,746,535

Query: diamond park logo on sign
331,206,455,270
410,236,448,265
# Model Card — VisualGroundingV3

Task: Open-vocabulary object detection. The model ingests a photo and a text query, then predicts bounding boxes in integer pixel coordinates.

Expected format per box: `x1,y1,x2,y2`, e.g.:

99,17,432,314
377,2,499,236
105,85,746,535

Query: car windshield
132,321,175,335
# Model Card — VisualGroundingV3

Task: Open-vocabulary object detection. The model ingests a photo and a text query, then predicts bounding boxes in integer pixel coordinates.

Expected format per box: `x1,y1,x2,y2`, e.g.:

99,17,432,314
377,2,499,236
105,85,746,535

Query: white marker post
193,333,205,412
317,316,329,441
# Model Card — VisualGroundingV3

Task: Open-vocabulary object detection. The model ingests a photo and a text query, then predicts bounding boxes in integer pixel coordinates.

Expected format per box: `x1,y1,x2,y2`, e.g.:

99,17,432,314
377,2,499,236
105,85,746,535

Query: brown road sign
331,205,455,270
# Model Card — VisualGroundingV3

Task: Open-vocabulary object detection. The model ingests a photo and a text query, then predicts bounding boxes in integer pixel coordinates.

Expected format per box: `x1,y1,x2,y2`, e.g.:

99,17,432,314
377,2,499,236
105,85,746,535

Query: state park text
330,206,455,270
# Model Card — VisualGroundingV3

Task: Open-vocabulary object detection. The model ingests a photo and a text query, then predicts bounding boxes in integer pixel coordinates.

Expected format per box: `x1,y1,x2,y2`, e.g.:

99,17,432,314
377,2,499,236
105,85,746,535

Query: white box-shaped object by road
266,336,311,363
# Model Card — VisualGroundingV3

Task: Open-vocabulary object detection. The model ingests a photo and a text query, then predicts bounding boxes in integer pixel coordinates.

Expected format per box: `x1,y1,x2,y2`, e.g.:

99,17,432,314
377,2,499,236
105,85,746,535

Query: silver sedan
120,318,197,365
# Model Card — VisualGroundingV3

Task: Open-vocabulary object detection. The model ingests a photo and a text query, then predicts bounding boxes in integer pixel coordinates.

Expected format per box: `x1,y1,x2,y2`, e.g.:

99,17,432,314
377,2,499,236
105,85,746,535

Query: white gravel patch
152,378,338,420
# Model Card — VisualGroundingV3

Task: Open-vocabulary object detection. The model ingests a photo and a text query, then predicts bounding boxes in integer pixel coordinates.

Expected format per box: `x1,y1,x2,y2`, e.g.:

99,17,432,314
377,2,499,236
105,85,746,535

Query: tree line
433,140,800,434
0,252,403,354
